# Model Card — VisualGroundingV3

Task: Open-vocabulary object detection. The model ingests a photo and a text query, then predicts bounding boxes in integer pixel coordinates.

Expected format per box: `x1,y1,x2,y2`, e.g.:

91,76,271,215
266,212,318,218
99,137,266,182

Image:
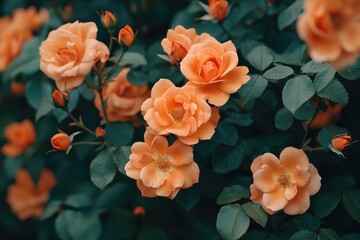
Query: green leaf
282,76,315,114
293,213,321,231
67,211,101,240
242,202,268,228
96,183,131,208
138,227,168,240
343,190,360,223
41,200,62,220
289,230,317,240
213,121,238,146
217,185,250,205
337,59,360,80
111,146,132,175
64,193,94,208
330,175,356,192
120,51,147,67
277,0,303,30
175,185,201,210
55,211,71,240
294,101,316,121
105,122,134,145
317,79,349,105
301,61,329,74
127,70,148,86
246,46,274,71
224,113,253,127
317,228,340,240
36,99,54,121
90,149,116,190
239,75,268,105
311,192,341,218
216,204,250,240
212,144,244,174
263,65,294,80
317,126,347,147
25,80,53,110
275,108,294,131
109,209,137,238
314,68,336,92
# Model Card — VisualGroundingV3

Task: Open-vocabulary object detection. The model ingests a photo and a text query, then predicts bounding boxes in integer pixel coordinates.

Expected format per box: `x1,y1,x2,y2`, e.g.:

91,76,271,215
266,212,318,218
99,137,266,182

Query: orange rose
297,0,360,69
39,21,110,91
51,133,71,151
12,7,49,32
133,206,146,216
94,68,150,123
141,79,220,145
52,89,69,108
95,127,106,138
250,147,321,215
11,82,26,96
161,25,198,64
118,25,135,47
2,120,36,157
125,130,199,199
310,99,343,129
208,0,229,22
7,169,57,220
180,38,250,106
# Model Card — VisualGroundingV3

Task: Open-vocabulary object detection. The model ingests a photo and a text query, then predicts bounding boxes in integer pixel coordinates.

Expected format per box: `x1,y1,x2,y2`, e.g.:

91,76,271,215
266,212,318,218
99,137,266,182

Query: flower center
170,107,186,122
155,155,171,172
170,42,187,64
200,60,219,81
277,173,290,188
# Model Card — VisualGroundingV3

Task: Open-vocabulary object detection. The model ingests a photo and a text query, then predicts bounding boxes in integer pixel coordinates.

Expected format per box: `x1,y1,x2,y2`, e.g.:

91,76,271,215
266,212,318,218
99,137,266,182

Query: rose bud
11,82,26,96
95,127,106,139
133,206,146,216
332,134,353,151
208,0,228,22
101,11,117,33
118,25,135,47
51,133,71,152
52,89,69,108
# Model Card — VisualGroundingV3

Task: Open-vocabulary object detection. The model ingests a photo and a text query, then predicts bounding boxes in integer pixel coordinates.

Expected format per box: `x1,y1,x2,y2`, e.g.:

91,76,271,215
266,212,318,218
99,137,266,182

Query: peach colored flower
332,134,352,151
2,120,36,157
141,79,220,145
39,21,110,91
208,0,229,22
125,130,199,199
297,0,360,69
161,25,198,64
7,169,57,220
94,68,150,123
51,133,71,152
310,99,343,129
11,82,26,96
250,147,321,215
118,25,135,47
180,38,250,106
12,7,49,32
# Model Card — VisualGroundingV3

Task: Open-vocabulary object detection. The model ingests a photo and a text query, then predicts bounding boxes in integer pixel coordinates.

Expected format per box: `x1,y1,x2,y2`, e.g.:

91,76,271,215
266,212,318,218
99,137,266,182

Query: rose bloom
94,68,150,124
180,38,250,106
250,147,321,215
7,169,57,220
125,130,199,199
310,99,343,129
208,0,229,22
12,7,49,32
51,133,71,152
141,79,220,145
39,21,110,91
297,0,360,69
2,120,36,157
161,25,198,64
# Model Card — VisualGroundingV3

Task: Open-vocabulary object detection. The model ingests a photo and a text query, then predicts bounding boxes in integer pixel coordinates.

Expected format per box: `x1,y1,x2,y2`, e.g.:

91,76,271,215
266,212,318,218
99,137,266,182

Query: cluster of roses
124,25,251,199
0,7,48,71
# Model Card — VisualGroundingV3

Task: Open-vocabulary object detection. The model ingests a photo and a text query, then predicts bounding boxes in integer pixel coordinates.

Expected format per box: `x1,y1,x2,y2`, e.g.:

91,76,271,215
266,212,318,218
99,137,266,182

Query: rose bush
0,0,360,239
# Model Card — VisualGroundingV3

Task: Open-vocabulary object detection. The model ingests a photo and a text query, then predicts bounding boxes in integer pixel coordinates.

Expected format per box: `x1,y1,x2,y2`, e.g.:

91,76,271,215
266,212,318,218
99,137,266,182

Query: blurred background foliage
1,0,360,239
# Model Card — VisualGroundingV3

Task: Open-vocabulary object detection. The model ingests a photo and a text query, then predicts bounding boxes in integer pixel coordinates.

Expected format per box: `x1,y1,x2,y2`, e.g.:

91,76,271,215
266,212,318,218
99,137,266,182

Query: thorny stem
66,109,96,136
104,49,126,77
301,99,323,149
98,77,110,124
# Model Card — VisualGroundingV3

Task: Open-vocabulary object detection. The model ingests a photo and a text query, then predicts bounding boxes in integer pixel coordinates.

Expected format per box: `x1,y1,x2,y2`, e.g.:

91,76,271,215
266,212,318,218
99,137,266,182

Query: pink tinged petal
218,51,238,76
250,155,263,174
222,40,237,52
178,135,200,145
155,181,173,197
218,67,251,94
151,135,169,155
140,165,166,188
141,98,153,113
307,164,321,196
250,184,263,203
180,53,202,82
124,161,141,180
167,170,186,189
279,147,310,172
283,188,310,215
136,180,157,198
151,79,174,99
180,162,200,188
207,87,230,107
262,187,288,212
285,183,298,200
167,140,194,167
143,109,165,132
168,188,181,200
295,168,311,187
261,153,282,172
253,167,279,193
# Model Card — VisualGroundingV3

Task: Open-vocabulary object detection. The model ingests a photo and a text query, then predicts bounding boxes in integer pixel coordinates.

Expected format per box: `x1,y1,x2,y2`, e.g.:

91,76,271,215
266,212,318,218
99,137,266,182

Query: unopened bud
332,134,352,151
52,90,69,108
51,133,71,152
118,25,135,47
95,127,106,139
101,11,117,33
133,206,146,216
